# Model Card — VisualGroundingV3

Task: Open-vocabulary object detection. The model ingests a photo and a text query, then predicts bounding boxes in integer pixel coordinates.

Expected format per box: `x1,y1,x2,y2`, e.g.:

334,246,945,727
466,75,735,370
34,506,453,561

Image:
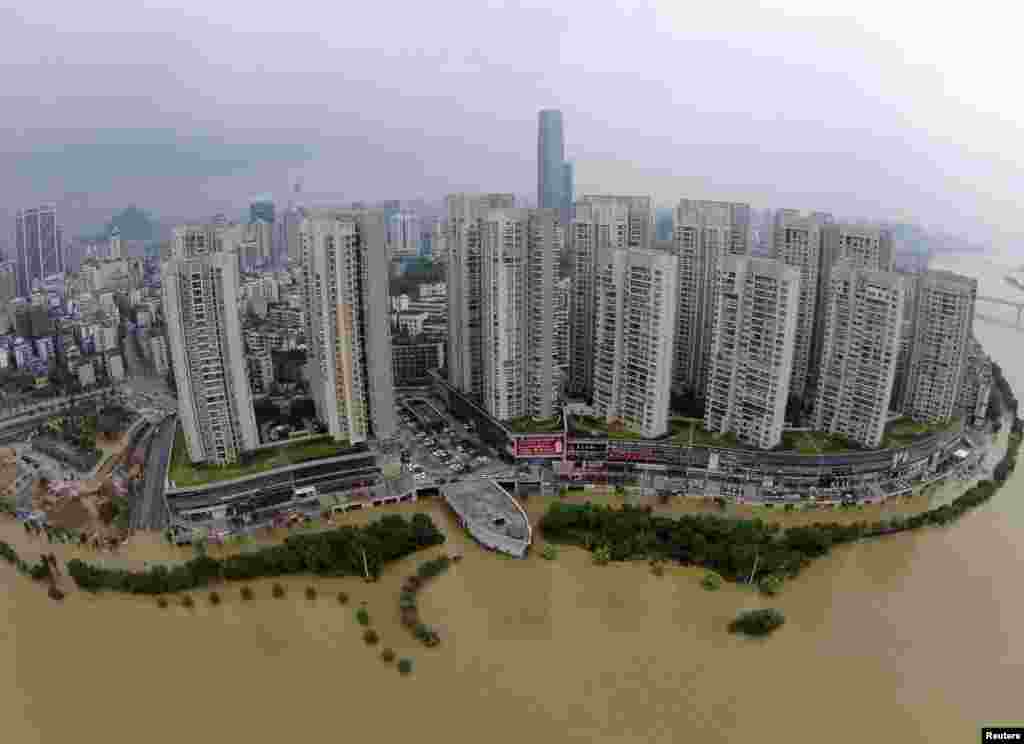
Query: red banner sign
514,435,565,459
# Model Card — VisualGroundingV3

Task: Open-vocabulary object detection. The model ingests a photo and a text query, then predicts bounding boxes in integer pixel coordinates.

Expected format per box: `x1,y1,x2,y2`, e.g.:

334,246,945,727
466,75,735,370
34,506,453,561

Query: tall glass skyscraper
14,205,62,298
561,161,574,225
537,109,565,211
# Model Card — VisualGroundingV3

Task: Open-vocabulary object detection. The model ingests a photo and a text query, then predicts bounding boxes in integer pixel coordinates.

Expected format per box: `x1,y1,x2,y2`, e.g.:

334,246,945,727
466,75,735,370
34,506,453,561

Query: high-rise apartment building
958,336,993,427
705,256,800,449
299,209,397,443
671,199,751,399
14,205,63,298
812,265,904,447
538,110,565,212
445,193,516,399
449,205,562,420
568,195,654,398
809,223,894,391
902,270,977,423
771,210,826,403
171,224,224,260
553,276,571,395
591,246,678,438
387,211,421,259
162,250,258,465
891,270,920,409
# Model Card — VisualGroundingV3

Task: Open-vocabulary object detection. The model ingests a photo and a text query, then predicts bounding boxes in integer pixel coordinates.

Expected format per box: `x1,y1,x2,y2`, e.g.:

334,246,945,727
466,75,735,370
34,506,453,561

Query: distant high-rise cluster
150,107,986,466
425,109,986,450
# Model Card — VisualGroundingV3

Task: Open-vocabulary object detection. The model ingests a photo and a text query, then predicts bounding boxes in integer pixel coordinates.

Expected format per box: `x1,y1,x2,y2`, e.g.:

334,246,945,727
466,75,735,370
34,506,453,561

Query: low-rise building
393,311,428,337
393,335,445,386
150,333,170,376
958,336,993,427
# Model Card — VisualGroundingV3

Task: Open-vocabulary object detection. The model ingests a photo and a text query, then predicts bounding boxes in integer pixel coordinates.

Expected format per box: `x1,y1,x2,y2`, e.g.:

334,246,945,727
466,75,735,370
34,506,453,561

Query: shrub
157,596,169,609
337,591,349,605
728,608,785,637
64,513,447,594
208,591,221,606
356,607,370,626
48,585,65,601
363,628,380,645
272,583,285,599
759,575,784,597
305,586,317,600
240,585,254,601
541,544,558,561
701,572,722,591
380,647,396,663
180,594,194,608
397,658,413,675
650,560,665,577
592,545,611,566
414,623,440,647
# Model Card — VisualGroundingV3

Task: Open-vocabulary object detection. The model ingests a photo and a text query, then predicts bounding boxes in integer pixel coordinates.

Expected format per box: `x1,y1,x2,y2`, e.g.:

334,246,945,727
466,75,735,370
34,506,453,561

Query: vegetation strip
66,513,445,594
540,430,1021,586
398,555,452,647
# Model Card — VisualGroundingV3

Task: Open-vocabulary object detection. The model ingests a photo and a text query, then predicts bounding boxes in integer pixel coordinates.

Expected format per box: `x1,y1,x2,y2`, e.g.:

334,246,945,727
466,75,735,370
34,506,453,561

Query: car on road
414,472,428,481
423,438,436,447
415,432,427,440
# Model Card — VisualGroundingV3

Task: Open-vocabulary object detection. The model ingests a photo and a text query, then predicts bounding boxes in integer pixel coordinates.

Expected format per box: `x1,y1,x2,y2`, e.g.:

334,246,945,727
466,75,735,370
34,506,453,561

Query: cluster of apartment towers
163,193,984,468
446,195,984,450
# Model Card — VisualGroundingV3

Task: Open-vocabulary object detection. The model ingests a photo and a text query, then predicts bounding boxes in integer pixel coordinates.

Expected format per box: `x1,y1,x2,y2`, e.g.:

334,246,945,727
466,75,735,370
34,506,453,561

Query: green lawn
169,430,354,487
572,414,643,440
504,415,564,434
882,417,960,449
667,416,746,447
573,415,609,435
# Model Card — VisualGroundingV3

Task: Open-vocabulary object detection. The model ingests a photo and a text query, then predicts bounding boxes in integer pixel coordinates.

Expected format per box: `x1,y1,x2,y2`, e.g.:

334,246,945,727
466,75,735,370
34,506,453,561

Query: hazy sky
2,0,1021,244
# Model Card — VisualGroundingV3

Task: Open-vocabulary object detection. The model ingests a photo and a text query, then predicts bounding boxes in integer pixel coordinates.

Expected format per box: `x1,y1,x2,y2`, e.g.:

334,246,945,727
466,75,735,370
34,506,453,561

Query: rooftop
169,429,355,488
444,479,530,542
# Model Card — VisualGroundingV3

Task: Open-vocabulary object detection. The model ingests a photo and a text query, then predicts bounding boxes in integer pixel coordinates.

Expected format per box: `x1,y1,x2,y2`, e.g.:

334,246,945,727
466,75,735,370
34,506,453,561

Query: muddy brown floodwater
3,252,1024,743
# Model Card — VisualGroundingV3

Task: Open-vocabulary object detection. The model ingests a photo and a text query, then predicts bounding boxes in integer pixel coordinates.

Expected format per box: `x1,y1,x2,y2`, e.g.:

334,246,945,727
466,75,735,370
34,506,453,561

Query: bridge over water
976,295,1024,327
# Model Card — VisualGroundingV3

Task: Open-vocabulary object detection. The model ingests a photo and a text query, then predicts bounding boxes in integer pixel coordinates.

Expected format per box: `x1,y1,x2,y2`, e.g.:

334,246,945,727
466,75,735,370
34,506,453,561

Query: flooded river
3,252,1023,743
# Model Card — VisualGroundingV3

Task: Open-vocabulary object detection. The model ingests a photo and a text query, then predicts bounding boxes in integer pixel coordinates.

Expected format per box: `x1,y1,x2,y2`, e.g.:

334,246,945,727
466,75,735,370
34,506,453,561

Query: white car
414,472,428,481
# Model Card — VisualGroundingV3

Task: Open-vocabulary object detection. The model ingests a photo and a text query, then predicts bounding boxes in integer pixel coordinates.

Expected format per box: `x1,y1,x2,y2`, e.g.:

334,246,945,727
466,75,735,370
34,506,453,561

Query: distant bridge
976,295,1024,327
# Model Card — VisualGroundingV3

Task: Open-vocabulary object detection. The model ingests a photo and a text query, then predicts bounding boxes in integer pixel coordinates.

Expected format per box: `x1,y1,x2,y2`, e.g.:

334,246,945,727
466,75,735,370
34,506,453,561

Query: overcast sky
1,0,1021,244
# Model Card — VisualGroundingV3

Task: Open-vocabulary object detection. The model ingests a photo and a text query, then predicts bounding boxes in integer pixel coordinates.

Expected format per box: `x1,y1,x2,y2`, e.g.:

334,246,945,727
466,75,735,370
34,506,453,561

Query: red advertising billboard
514,435,565,459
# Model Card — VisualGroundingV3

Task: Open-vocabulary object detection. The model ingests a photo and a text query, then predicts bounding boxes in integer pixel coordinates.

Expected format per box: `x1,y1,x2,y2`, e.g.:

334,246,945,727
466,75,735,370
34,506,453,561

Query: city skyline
3,4,1023,248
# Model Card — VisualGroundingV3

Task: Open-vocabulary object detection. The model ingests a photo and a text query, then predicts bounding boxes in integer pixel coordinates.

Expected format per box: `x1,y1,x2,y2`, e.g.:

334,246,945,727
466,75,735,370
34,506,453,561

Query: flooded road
2,252,1023,743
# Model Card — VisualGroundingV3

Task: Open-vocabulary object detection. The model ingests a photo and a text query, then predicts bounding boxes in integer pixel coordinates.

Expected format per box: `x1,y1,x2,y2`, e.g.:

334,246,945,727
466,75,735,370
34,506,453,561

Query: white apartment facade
772,210,826,403
162,250,258,465
705,256,800,449
591,246,678,438
671,199,750,399
810,223,895,392
812,265,904,447
445,193,517,400
299,210,396,443
475,207,561,420
568,195,653,398
903,270,977,423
